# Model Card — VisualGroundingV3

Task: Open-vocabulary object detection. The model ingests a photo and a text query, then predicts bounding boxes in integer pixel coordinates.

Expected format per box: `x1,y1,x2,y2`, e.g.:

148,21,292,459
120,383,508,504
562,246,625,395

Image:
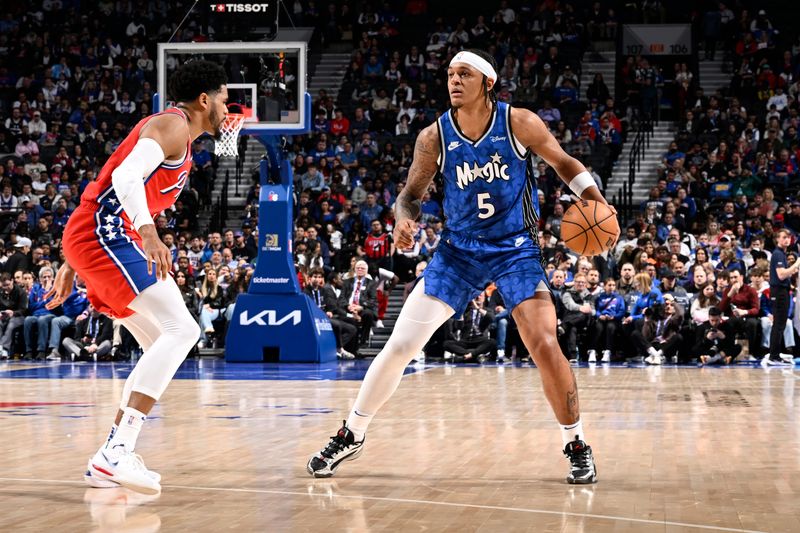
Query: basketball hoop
215,113,246,157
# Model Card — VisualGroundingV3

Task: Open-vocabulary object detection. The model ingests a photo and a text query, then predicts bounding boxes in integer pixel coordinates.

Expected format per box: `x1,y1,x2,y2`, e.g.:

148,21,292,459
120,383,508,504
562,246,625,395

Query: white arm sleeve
111,137,165,230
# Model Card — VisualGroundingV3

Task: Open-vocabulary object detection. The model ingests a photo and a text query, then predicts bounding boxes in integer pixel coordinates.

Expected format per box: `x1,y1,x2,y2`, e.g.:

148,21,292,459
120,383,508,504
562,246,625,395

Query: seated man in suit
337,260,378,346
693,306,741,365
443,292,497,363
630,293,684,365
62,304,113,361
305,267,358,359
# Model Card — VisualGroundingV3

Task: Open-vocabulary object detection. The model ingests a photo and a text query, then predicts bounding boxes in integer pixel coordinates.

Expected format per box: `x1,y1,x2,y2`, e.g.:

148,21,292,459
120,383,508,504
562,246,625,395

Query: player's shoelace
565,440,592,469
111,446,149,473
321,422,351,458
134,453,157,476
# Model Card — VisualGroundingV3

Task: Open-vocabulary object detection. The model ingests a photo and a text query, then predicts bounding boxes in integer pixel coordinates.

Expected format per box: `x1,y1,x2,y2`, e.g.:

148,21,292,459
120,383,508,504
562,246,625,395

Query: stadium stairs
359,288,404,358
208,137,264,228
606,122,678,206
698,57,728,96
579,50,616,101
307,44,353,103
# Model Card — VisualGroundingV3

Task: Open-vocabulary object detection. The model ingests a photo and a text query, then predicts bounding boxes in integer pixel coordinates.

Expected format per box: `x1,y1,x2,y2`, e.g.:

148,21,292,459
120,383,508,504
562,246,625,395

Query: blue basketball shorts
422,230,551,314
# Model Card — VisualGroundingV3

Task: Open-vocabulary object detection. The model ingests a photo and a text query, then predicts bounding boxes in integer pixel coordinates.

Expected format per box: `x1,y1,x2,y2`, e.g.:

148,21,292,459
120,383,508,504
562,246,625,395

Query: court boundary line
0,477,765,533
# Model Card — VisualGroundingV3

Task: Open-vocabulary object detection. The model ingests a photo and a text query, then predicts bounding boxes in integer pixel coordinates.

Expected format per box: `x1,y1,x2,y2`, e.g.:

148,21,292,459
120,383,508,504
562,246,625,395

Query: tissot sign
211,3,272,12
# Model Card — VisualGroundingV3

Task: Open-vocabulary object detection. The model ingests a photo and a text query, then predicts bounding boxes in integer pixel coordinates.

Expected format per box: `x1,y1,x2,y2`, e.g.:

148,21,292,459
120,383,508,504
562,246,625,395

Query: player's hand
140,225,172,281
393,219,417,250
45,263,76,310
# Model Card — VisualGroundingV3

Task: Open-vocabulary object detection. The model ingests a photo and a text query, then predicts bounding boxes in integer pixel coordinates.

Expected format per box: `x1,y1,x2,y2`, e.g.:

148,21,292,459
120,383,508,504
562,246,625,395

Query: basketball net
215,113,245,157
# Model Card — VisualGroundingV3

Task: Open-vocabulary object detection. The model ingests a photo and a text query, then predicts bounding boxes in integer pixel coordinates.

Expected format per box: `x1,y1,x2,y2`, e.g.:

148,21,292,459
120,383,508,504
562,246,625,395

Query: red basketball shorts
62,203,158,318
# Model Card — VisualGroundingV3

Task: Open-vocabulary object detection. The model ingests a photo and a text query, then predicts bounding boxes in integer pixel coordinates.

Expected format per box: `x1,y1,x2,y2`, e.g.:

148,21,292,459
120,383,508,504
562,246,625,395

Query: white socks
560,420,584,448
346,409,373,441
108,407,146,452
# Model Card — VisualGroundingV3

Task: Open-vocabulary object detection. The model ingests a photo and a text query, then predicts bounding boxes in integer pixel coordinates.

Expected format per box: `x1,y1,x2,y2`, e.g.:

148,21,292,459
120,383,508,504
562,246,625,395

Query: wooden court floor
0,361,798,532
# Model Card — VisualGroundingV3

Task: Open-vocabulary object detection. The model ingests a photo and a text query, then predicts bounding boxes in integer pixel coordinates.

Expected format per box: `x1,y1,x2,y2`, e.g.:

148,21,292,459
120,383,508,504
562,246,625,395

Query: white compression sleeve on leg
111,137,165,230
123,276,200,401
117,312,162,410
346,279,454,438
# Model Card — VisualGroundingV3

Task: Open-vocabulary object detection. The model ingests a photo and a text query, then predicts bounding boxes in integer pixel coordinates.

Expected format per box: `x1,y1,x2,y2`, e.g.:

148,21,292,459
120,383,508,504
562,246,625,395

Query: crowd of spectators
2,1,798,364
0,2,263,358
290,2,800,364
483,2,798,366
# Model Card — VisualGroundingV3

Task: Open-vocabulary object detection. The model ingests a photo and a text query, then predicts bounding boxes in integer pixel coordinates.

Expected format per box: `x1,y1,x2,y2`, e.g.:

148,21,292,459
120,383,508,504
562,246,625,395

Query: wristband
569,171,597,197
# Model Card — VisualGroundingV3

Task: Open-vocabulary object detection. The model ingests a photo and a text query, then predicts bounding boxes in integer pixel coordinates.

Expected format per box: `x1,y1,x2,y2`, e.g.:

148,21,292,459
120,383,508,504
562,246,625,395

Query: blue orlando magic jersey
436,102,539,240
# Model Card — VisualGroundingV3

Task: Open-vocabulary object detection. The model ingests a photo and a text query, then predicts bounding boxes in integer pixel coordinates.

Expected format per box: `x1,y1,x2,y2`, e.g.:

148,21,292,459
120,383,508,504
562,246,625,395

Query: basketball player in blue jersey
308,49,615,484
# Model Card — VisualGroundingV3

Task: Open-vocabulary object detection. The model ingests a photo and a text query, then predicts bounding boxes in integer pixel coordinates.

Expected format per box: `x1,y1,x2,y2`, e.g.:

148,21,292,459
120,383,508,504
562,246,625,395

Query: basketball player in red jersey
46,61,228,495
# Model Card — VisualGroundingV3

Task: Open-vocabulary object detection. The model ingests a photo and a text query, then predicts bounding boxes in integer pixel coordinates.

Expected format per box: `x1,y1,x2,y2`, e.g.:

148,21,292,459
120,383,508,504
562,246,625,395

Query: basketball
561,200,620,256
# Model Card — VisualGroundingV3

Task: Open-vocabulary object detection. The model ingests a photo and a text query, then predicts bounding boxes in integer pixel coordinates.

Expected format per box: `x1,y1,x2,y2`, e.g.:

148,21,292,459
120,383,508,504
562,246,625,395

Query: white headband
449,51,497,82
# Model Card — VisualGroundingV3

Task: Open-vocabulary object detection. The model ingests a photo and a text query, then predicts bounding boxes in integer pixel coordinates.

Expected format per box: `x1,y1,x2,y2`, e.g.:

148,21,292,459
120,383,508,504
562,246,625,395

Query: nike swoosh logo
447,141,461,151
101,451,119,467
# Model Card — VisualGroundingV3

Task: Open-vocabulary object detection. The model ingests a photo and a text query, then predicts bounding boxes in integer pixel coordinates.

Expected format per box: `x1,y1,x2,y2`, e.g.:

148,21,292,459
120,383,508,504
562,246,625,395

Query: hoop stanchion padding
225,293,336,362
225,143,336,363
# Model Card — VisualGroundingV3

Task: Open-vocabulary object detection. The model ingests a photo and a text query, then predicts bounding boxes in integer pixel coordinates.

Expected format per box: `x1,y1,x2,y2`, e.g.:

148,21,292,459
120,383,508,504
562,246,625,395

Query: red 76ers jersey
81,107,193,222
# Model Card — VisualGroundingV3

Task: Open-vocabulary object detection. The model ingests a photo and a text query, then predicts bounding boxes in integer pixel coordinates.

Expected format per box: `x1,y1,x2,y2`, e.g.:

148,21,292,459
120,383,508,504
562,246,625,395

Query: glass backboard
157,41,307,134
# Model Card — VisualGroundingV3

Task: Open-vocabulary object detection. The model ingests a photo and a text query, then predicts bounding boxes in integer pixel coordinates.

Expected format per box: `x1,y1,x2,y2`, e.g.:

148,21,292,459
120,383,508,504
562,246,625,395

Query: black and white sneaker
563,436,598,484
306,421,365,478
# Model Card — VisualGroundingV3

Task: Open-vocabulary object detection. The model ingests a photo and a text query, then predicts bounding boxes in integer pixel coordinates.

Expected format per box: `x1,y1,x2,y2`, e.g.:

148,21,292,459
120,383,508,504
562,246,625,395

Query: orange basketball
560,200,621,256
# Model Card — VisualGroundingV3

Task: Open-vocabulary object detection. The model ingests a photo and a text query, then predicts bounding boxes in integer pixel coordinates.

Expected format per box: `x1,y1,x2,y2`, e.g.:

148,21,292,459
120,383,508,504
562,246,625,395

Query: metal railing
612,118,653,223
221,169,230,227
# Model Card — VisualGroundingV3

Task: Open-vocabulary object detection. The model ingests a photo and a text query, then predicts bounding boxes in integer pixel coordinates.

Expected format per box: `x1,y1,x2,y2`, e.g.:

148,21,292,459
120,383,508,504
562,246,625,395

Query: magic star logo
454,151,511,190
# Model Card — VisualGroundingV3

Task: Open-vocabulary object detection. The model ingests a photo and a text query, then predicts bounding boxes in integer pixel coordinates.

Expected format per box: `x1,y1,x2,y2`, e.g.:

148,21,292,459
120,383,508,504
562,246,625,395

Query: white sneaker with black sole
587,350,597,363
601,350,611,363
85,445,161,494
306,422,365,478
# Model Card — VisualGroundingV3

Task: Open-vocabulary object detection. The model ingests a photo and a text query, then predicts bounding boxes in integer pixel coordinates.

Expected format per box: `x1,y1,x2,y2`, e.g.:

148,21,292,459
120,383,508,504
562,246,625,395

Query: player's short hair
169,60,228,103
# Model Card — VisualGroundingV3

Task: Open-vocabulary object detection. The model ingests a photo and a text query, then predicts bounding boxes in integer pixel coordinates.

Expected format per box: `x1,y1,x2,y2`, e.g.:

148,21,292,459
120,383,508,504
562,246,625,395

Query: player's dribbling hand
140,225,172,281
45,263,76,310
393,219,417,250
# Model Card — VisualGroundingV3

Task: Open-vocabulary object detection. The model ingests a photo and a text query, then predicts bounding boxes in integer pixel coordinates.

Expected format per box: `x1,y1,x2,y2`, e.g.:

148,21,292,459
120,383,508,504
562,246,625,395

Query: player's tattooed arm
395,124,440,223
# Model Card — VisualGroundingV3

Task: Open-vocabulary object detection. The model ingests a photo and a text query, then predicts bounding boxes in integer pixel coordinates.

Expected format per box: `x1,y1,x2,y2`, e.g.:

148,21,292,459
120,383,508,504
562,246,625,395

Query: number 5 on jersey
477,192,495,219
